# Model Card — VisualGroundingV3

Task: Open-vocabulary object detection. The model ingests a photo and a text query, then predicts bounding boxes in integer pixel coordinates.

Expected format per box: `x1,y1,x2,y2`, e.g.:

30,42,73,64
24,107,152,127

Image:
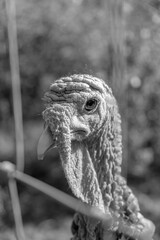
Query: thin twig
5,0,25,238
8,177,25,240
14,170,113,226
5,0,24,172
0,161,152,239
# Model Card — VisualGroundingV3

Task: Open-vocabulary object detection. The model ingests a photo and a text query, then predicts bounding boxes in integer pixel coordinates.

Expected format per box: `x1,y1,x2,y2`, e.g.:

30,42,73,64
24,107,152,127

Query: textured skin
41,74,155,240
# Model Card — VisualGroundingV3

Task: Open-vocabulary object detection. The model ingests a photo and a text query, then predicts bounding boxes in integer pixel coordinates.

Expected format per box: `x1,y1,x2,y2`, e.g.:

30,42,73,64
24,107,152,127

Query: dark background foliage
0,0,160,239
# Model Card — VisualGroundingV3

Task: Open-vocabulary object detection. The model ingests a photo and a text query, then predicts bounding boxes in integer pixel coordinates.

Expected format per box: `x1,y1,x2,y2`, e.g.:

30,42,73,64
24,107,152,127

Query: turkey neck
86,109,123,211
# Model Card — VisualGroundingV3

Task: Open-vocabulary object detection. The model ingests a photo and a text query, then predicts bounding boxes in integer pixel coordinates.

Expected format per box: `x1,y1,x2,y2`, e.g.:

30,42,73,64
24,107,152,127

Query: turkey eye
84,98,98,112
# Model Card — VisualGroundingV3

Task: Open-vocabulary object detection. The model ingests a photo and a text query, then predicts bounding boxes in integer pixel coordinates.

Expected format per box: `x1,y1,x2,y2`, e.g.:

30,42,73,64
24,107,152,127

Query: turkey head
37,74,122,214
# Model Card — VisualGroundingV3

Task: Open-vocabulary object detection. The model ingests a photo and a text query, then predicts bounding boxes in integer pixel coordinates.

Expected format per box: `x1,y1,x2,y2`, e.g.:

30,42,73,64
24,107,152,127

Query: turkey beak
37,125,55,160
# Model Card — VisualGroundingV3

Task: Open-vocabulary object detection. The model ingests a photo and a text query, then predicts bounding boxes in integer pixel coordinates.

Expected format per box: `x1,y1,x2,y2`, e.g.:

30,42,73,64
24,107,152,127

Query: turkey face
37,75,116,212
70,95,107,142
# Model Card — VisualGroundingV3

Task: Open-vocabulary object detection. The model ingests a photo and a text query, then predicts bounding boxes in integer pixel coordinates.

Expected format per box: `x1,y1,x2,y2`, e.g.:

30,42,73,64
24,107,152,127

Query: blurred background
0,0,160,239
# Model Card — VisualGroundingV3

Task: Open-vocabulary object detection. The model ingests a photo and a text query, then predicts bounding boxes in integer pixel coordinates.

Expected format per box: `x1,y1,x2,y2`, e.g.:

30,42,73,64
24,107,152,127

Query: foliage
0,0,160,238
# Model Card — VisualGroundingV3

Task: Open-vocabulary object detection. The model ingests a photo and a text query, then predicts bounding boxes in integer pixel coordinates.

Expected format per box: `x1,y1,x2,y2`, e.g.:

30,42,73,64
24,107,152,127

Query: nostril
70,128,90,138
70,116,90,136
74,129,89,136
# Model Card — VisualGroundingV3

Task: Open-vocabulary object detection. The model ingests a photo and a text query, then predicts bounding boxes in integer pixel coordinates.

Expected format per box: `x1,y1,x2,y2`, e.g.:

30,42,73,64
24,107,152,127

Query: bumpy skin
39,74,155,240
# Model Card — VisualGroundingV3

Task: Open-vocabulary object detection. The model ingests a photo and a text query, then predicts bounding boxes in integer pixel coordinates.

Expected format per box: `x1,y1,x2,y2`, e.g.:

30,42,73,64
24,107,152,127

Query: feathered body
38,74,155,240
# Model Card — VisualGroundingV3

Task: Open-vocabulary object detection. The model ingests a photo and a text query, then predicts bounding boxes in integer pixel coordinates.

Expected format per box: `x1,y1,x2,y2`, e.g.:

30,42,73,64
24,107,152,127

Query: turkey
37,74,155,240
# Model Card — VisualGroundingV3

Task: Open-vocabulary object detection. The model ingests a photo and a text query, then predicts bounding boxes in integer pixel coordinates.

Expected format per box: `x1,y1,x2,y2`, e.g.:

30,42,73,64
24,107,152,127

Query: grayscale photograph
0,0,159,239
